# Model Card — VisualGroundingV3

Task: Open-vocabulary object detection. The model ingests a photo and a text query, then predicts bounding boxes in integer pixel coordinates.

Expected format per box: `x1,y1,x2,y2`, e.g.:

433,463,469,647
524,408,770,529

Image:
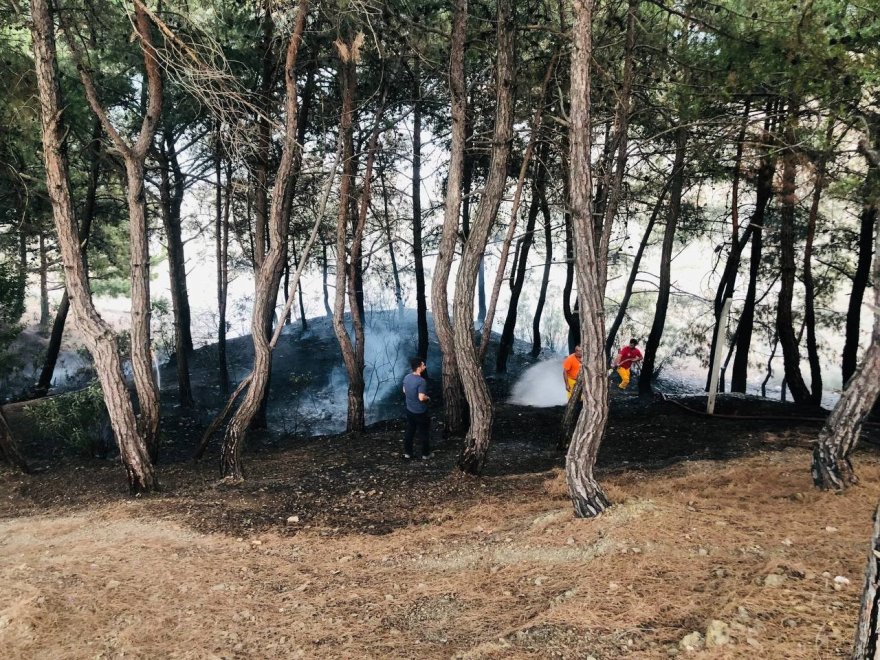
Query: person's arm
418,379,430,402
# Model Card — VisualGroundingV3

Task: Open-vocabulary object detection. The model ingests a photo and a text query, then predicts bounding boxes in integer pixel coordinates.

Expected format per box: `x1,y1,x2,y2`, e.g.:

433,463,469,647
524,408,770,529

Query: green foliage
25,382,109,457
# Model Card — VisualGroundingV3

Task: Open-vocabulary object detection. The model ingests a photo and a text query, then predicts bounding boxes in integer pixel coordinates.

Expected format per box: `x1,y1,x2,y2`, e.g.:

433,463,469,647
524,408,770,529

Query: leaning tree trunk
431,0,469,437
640,127,687,396
34,116,101,398
220,0,308,480
843,171,879,384
531,186,553,358
65,1,164,462
731,147,776,392
811,140,880,490
565,0,610,517
776,101,813,404
31,0,156,492
480,54,557,365
454,0,515,474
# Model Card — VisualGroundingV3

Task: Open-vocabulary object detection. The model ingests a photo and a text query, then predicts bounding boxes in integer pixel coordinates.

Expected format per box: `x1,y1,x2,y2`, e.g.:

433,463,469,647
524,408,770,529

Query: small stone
385,594,394,602
106,579,121,589
825,526,838,533
714,568,726,578
822,571,832,578
784,619,797,628
791,492,805,501
566,537,576,546
705,620,729,648
698,548,709,557
608,582,620,591
667,645,679,656
736,606,750,621
782,538,793,546
746,637,763,649
679,631,704,651
534,576,546,586
287,515,300,524
763,574,786,588
834,576,851,586
338,555,353,563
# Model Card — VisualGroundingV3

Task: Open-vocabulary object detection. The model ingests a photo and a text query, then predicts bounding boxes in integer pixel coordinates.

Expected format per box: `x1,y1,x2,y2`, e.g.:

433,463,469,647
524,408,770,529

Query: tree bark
775,101,813,405
331,32,365,435
379,167,404,313
565,0,610,518
31,0,156,492
38,232,50,331
34,117,102,398
454,0,515,474
432,0,469,437
639,127,687,396
852,502,880,658
220,0,309,479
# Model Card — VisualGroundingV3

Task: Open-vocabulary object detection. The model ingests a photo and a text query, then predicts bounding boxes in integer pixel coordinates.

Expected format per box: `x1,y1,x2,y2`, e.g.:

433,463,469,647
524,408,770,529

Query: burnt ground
3,384,880,658
1,387,874,537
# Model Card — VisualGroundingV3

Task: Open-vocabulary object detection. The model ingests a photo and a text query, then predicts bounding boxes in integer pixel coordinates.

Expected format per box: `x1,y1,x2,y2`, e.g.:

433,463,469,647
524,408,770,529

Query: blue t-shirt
403,373,428,413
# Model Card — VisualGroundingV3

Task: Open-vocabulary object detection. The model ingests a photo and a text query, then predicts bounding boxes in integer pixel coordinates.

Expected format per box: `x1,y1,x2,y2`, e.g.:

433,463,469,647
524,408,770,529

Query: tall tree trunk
454,0,515,474
66,0,165,461
34,117,101,398
802,119,834,406
853,502,880,659
480,55,557,364
31,0,156,491
220,0,309,479
331,32,365,435
215,144,231,394
605,174,673,360
842,171,878,384
412,61,429,359
731,151,776,392
432,0,469,437
158,131,194,408
566,0,610,518
639,128,687,396
704,102,750,390
776,101,812,404
531,185,553,358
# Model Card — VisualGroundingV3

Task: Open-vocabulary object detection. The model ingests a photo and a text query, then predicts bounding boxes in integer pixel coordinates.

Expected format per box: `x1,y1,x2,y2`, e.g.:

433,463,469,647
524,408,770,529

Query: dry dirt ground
1,396,880,659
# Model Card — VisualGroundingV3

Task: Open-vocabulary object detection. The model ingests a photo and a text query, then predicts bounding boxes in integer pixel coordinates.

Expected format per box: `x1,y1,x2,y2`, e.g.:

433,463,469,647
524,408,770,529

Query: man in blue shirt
402,356,431,459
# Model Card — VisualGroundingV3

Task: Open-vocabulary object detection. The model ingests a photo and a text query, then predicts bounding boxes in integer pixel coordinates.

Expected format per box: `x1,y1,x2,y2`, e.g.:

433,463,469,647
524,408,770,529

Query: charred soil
1,392,879,658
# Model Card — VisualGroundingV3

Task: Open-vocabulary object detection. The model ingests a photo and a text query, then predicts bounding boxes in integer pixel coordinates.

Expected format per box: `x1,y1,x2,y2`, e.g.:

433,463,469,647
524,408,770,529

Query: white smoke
508,358,568,407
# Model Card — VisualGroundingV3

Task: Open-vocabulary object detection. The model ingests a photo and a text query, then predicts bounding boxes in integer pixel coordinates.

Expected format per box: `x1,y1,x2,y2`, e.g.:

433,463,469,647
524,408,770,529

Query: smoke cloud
508,358,568,407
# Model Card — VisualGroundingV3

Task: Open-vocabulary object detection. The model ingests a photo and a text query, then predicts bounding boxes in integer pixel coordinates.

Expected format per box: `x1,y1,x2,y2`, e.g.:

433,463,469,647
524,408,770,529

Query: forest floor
2,391,880,658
